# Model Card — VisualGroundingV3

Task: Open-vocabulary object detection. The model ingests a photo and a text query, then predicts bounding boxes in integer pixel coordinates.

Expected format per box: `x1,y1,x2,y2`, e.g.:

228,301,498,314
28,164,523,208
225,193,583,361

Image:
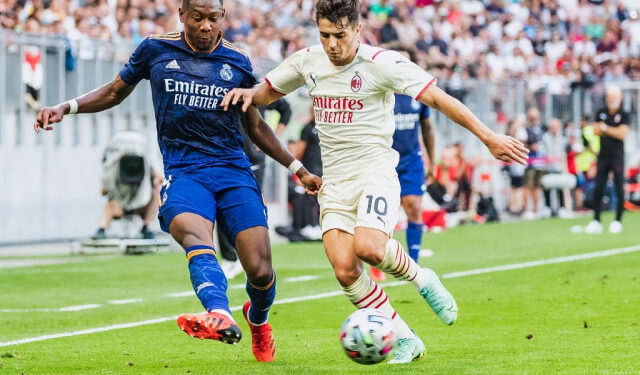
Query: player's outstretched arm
417,85,529,165
221,83,284,113
34,76,136,133
241,105,322,195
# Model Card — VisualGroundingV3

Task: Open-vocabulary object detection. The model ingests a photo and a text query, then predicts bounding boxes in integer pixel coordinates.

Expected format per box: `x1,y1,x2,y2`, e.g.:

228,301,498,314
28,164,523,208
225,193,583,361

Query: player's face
180,0,225,52
317,18,361,66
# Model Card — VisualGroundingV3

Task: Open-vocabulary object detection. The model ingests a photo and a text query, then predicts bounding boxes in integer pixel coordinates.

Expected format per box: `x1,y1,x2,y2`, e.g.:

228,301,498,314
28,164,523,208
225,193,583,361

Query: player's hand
486,134,529,165
298,171,322,196
221,88,255,112
426,165,436,184
34,105,65,133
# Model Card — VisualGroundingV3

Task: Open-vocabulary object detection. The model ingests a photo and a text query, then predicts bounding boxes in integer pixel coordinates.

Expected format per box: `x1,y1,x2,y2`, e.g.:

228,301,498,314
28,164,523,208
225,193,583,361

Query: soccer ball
339,309,396,365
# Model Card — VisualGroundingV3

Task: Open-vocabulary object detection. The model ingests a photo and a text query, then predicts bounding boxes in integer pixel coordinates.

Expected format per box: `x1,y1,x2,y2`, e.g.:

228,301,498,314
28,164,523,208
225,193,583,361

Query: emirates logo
351,73,362,92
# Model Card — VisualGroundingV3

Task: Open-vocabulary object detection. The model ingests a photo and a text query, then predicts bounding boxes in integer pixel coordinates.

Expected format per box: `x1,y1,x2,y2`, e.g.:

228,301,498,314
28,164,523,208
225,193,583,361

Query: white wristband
288,159,303,174
66,99,78,114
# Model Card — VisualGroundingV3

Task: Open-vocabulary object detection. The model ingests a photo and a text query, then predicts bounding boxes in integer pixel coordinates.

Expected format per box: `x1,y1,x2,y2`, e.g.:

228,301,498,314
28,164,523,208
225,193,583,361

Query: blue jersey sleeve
420,104,430,119
240,57,257,89
119,38,151,85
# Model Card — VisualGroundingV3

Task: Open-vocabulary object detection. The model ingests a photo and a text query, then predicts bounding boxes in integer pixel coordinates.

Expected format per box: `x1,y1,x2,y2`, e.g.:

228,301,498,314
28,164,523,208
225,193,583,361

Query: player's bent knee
353,237,385,265
334,267,361,287
246,264,273,287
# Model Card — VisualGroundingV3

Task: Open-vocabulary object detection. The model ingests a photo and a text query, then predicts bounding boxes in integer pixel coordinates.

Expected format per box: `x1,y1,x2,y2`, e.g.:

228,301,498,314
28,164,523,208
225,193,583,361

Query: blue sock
246,271,276,325
406,221,424,263
185,245,230,315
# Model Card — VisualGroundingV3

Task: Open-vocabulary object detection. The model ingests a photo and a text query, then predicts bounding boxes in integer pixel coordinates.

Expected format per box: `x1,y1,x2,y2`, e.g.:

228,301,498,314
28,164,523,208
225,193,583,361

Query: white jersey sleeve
373,50,437,100
264,49,307,95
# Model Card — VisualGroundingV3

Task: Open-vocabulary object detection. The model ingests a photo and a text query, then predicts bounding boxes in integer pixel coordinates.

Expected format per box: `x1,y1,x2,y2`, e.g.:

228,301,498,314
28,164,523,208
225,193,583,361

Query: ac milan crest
351,73,362,92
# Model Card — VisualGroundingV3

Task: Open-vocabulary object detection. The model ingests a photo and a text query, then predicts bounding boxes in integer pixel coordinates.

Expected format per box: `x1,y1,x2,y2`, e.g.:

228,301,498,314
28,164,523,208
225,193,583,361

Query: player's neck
184,31,222,54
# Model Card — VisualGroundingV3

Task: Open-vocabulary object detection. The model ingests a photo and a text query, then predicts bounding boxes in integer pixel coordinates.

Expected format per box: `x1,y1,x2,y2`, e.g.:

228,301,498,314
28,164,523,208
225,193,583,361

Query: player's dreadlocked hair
315,0,360,29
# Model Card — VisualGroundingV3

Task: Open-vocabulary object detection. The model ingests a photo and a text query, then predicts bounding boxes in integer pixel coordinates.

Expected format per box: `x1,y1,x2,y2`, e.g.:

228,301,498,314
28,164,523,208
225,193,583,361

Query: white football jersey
265,43,436,181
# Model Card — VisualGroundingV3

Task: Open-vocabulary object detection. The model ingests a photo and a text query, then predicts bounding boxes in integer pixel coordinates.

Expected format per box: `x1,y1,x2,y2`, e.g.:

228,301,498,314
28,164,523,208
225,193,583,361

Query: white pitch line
57,304,102,312
441,245,640,279
107,299,143,305
1,245,639,348
0,304,103,313
284,275,321,283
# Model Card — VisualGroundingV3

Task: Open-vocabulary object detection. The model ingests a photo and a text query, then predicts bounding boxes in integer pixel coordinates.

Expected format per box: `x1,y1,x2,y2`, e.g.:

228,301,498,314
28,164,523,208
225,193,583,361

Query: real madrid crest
220,64,233,81
351,72,362,92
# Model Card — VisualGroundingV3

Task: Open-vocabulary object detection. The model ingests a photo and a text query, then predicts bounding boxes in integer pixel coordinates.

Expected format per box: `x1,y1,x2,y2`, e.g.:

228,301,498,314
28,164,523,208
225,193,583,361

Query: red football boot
177,311,241,345
242,301,275,362
370,266,387,282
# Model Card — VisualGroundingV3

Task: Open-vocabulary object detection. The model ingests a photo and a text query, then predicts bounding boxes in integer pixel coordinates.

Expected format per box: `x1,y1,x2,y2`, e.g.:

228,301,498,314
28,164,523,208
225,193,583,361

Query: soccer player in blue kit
370,46,434,282
392,47,435,264
392,94,433,263
33,0,321,362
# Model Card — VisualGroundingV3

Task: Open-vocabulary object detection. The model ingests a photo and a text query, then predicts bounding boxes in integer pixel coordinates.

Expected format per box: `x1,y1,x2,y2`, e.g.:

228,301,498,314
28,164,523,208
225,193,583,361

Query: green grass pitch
1,212,639,374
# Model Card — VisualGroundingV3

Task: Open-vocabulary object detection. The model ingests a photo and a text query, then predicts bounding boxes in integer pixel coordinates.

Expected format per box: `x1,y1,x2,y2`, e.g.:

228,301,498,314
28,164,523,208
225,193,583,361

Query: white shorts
318,174,400,236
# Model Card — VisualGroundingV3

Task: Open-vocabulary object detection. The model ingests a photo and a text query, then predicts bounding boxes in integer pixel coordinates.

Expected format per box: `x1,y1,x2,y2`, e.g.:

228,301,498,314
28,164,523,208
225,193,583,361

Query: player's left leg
323,228,425,364
355,180,457,325
216,182,275,362
159,174,240,344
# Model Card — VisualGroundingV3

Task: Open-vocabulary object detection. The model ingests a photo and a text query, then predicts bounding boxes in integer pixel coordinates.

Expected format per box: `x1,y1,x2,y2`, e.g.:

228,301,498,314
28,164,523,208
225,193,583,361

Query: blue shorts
158,165,268,244
396,156,426,197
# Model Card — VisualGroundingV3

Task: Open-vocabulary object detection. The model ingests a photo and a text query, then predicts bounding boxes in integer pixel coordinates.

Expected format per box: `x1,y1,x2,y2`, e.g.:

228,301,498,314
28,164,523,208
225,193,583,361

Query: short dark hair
182,0,222,11
315,0,360,29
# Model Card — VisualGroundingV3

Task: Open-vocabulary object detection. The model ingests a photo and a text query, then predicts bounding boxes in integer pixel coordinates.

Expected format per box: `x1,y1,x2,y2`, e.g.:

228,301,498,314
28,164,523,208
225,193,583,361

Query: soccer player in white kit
222,0,529,364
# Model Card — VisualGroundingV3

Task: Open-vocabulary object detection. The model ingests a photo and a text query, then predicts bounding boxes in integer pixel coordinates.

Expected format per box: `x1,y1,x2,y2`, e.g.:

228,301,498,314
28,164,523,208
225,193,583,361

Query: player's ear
355,23,362,35
179,8,185,23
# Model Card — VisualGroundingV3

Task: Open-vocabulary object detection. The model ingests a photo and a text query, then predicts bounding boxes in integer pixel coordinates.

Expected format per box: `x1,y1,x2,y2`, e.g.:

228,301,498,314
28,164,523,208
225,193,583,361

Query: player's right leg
401,194,425,263
323,228,425,364
398,159,427,263
158,176,240,345
215,171,276,362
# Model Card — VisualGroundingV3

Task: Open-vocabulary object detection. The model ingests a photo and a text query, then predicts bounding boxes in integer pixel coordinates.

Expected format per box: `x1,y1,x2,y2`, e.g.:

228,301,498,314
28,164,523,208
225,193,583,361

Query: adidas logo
165,60,180,69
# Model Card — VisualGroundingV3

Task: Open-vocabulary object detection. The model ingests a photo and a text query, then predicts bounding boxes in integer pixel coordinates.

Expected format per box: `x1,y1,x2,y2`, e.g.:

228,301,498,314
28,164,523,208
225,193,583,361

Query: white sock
210,308,235,323
377,239,429,290
342,272,415,339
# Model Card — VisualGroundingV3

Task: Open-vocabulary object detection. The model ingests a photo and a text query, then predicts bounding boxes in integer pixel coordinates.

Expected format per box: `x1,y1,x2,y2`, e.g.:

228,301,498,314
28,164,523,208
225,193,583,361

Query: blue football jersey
119,31,257,174
392,94,430,163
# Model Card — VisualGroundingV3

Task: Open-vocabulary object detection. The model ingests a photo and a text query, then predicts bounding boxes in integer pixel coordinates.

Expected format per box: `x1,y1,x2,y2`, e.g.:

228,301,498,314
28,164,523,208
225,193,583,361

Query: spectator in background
506,118,527,215
276,107,322,242
541,118,570,217
585,85,630,234
3,0,639,89
453,142,472,211
22,17,43,110
522,108,546,219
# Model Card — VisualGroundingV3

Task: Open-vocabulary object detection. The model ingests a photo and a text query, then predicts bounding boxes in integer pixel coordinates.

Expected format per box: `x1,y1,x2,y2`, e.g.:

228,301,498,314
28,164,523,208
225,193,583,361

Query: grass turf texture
1,212,639,374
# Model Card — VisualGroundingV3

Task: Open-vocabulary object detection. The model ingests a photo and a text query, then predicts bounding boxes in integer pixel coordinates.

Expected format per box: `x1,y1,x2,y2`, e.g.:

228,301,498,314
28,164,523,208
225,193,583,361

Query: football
339,309,397,365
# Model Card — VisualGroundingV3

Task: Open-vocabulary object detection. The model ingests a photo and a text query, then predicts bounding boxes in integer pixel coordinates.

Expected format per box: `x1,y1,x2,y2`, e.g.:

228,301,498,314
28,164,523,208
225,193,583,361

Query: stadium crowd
4,0,638,223
1,0,639,82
